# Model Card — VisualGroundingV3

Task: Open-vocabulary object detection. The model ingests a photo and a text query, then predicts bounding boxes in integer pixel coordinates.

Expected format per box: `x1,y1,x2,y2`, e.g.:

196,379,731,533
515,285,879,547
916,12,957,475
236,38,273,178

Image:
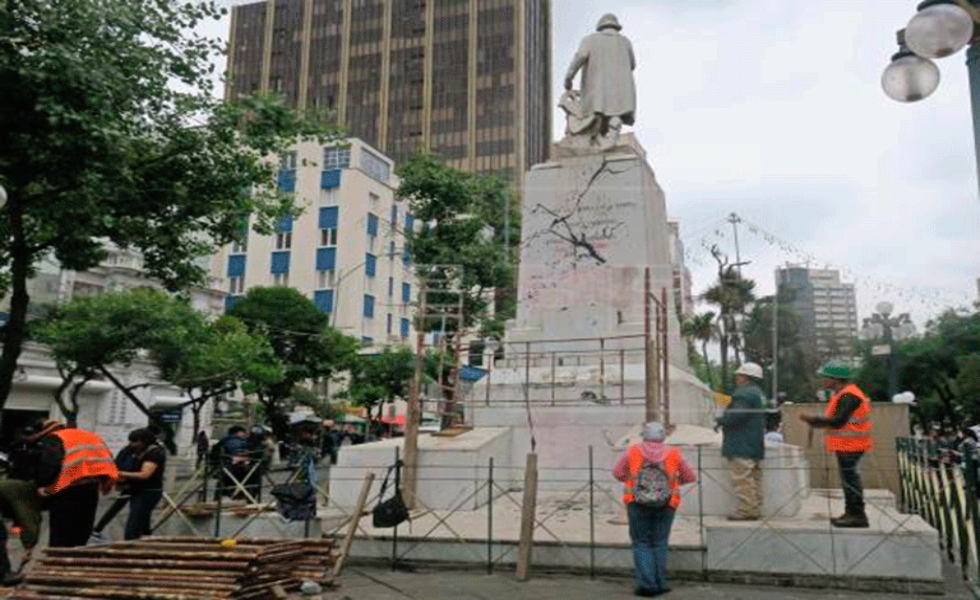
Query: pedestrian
716,362,767,521
764,422,784,445
12,419,117,547
213,426,250,500
613,422,696,597
195,431,209,469
90,436,143,543
0,479,41,585
800,361,873,528
115,428,167,540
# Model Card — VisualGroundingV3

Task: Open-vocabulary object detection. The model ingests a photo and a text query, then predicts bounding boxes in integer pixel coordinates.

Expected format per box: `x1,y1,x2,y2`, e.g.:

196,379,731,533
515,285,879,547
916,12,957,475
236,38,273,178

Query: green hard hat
817,361,852,381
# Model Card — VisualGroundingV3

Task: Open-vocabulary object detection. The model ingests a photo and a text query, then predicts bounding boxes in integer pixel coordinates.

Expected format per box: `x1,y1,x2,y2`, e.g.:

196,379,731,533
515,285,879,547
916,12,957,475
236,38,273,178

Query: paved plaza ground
330,566,975,600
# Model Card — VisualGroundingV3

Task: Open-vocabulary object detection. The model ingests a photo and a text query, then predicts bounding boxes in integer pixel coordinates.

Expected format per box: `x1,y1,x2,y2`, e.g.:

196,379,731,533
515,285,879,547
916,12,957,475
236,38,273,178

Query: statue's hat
596,13,622,31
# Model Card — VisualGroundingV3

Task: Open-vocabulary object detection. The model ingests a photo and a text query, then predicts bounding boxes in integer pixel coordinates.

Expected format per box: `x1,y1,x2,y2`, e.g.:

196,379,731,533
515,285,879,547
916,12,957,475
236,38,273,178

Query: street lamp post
861,302,916,400
883,0,980,195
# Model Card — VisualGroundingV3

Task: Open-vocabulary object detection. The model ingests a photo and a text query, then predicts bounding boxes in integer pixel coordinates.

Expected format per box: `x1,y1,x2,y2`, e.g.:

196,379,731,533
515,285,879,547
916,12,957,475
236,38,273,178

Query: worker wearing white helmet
716,363,767,521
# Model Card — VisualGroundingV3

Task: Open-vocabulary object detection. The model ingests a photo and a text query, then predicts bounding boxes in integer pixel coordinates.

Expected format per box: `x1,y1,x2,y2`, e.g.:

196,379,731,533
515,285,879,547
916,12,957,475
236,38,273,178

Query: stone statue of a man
562,14,636,150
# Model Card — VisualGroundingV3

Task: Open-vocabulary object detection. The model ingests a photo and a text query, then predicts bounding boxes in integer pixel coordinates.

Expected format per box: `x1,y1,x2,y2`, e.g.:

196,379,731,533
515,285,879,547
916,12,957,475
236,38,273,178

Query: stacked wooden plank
11,537,337,600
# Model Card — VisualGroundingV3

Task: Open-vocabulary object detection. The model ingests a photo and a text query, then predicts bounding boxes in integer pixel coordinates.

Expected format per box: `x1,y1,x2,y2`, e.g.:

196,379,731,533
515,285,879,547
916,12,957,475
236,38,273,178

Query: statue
560,13,637,151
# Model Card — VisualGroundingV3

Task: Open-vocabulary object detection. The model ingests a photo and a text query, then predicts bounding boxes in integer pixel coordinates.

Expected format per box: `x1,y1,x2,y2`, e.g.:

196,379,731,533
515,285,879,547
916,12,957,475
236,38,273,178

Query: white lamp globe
0,185,6,209
883,53,941,102
905,2,974,59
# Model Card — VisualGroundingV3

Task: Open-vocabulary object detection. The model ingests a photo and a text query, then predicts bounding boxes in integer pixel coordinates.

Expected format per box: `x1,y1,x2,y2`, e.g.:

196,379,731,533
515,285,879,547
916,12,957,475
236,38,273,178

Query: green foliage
682,312,717,389
344,347,417,420
396,154,519,339
229,287,358,437
854,310,980,428
701,247,755,392
0,0,341,416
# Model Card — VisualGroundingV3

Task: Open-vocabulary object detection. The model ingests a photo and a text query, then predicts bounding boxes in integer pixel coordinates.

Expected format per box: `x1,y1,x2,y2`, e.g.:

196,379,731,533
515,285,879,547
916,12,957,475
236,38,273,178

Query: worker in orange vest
12,420,118,547
613,422,696,597
800,361,873,528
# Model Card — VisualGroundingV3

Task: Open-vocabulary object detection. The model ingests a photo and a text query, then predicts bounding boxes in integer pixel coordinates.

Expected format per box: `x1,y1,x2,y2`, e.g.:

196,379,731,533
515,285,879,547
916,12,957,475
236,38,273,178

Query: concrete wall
781,402,909,498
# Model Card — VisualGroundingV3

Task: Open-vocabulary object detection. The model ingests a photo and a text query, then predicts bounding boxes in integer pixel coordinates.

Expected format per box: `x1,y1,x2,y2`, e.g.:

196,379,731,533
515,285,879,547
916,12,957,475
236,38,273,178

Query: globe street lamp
883,0,980,193
0,185,7,209
861,302,916,400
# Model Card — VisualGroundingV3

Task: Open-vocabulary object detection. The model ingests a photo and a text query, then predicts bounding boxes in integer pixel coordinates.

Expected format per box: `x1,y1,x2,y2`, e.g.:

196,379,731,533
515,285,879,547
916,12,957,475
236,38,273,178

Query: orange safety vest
823,384,873,454
42,429,118,495
621,444,683,510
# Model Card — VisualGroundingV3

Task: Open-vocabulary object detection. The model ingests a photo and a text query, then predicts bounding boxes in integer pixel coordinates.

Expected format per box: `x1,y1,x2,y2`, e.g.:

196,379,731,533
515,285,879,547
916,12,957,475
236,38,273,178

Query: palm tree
683,312,718,389
703,248,757,391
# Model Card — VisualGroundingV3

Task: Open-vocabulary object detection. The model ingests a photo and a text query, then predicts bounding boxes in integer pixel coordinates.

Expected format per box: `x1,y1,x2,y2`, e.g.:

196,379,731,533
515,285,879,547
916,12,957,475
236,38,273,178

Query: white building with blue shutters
211,139,417,348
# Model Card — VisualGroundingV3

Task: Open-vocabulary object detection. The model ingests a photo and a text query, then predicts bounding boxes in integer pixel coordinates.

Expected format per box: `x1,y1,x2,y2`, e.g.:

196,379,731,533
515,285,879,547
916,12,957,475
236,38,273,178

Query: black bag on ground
271,482,317,522
372,463,409,528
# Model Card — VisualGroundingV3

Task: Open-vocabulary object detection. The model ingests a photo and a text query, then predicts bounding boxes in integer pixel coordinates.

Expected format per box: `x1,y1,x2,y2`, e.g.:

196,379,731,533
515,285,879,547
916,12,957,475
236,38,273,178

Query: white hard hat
734,362,764,380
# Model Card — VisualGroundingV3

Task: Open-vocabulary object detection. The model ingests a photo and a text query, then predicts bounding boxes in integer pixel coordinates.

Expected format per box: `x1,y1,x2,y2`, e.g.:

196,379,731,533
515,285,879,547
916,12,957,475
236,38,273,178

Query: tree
397,154,518,422
741,297,819,402
344,347,416,422
153,316,283,439
0,0,340,421
228,287,359,439
682,312,718,389
34,288,212,451
702,246,755,391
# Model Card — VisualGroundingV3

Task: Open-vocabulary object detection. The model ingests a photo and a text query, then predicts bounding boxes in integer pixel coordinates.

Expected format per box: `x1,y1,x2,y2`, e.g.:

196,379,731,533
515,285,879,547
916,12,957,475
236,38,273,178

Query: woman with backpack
613,422,696,598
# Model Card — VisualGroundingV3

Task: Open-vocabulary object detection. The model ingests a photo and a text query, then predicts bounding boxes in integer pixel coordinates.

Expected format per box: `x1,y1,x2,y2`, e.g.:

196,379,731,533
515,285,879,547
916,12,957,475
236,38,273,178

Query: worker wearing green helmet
800,360,873,528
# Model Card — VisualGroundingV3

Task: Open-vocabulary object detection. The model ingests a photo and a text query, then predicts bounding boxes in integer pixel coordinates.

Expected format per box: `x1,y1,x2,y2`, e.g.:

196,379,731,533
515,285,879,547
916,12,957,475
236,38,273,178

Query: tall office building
226,0,552,181
776,266,859,360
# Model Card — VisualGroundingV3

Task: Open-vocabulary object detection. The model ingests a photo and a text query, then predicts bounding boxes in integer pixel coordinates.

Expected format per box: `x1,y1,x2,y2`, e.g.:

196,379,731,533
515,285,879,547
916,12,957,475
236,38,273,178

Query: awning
459,365,487,382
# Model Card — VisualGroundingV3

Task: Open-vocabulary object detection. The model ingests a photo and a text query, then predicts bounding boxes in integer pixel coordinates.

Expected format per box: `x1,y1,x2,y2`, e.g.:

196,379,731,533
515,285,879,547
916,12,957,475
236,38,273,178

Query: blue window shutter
363,294,375,318
405,214,415,234
227,255,246,278
277,170,295,193
386,313,393,335
316,247,337,271
402,247,411,267
275,214,293,233
320,169,342,189
270,251,290,274
402,282,411,303
365,253,377,277
367,213,379,237
400,318,410,338
314,290,334,313
224,295,239,313
319,206,339,229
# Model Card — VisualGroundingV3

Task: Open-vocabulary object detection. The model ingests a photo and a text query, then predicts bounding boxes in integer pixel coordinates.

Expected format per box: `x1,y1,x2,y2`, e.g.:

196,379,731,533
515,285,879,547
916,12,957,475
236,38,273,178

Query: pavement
328,566,975,600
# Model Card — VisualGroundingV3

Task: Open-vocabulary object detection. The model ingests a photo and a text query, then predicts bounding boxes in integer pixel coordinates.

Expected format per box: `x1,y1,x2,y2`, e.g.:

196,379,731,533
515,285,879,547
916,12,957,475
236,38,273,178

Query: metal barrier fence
897,437,980,592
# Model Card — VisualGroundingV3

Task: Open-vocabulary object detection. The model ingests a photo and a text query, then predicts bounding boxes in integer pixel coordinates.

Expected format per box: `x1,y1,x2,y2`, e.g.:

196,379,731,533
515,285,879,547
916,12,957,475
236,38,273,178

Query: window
361,336,374,348
280,151,298,171
386,313,393,335
367,213,379,237
314,289,334,313
323,146,351,170
273,272,289,287
231,239,248,254
400,317,410,338
402,282,411,304
228,276,245,295
365,253,377,277
405,214,415,234
361,149,391,183
227,255,246,278
391,204,399,227
275,232,292,250
316,247,336,271
320,228,338,247
270,251,290,274
319,206,339,228
388,240,396,259
317,270,336,289
363,294,375,318
388,277,394,297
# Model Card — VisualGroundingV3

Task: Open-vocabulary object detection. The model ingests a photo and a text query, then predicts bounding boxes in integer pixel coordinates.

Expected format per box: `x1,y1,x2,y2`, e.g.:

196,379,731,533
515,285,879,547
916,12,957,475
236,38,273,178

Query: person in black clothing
116,428,167,540
90,440,142,542
213,426,250,499
196,431,209,469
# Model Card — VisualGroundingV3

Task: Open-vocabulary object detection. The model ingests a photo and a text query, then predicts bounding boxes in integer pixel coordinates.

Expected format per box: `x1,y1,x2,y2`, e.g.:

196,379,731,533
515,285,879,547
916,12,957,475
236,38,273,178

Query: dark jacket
717,382,766,460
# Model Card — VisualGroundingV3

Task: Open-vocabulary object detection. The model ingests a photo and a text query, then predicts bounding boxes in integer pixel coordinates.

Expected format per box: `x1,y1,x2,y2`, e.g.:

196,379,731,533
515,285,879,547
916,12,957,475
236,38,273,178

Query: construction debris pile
10,537,337,600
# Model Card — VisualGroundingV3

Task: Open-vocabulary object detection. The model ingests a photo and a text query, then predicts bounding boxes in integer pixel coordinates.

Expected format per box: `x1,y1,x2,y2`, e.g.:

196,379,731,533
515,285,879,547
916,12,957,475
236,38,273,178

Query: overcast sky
211,0,980,327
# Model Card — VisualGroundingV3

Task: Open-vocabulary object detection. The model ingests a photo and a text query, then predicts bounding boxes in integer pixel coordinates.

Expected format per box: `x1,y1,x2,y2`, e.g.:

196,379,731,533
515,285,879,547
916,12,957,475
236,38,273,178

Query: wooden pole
661,288,670,427
515,453,538,582
331,472,375,580
403,284,427,509
644,268,659,422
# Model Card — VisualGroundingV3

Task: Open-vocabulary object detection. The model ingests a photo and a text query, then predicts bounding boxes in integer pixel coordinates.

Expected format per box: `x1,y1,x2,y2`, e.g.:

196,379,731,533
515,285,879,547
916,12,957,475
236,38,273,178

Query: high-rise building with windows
211,138,417,347
226,0,552,182
776,266,858,360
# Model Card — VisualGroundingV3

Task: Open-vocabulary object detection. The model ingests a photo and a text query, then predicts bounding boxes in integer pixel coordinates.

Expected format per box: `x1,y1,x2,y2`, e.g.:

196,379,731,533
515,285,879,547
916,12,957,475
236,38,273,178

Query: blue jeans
627,503,675,593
